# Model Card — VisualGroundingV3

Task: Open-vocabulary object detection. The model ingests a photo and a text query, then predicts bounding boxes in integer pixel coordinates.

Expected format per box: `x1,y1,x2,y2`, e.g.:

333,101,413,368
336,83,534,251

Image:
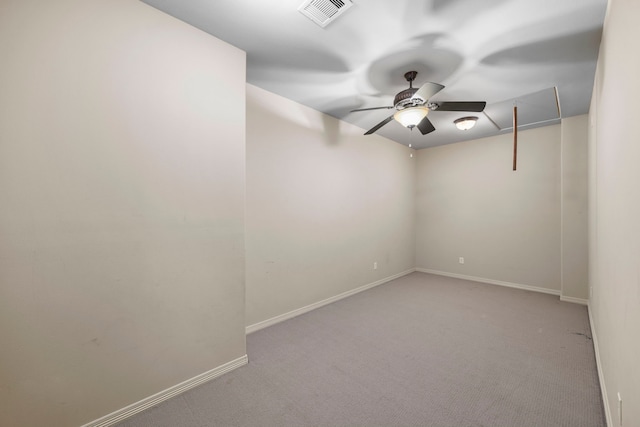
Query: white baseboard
588,304,612,427
415,268,561,296
246,268,416,334
81,355,248,427
560,295,589,305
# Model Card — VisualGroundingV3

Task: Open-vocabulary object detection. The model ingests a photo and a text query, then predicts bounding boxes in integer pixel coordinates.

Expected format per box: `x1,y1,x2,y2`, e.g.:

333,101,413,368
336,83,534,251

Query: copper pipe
513,105,518,171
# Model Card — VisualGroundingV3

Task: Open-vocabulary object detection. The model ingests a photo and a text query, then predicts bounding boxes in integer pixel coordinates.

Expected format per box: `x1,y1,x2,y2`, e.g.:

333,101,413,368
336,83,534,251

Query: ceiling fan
351,71,487,136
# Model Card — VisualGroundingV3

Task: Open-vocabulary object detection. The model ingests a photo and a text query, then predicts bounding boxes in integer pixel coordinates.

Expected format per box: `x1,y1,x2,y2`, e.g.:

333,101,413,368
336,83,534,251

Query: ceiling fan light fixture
394,107,429,128
454,116,478,130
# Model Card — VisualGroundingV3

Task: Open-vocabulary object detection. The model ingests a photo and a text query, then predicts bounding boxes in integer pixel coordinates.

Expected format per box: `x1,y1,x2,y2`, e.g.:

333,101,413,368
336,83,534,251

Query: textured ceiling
143,0,607,149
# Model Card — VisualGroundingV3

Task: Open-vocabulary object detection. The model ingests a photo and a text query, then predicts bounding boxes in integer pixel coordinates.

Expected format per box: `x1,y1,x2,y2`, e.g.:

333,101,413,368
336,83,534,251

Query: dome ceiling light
454,116,478,130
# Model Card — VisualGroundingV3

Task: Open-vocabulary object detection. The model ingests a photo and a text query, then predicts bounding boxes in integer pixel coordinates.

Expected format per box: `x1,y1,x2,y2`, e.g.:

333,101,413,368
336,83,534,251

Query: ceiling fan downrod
404,71,418,88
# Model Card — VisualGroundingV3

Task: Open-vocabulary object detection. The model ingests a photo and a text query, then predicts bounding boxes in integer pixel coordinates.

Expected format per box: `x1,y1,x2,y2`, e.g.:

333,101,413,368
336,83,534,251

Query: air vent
298,0,353,28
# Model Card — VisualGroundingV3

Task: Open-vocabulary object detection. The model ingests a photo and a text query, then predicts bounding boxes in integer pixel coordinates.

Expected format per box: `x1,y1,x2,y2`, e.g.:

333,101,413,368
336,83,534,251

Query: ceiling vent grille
298,0,353,28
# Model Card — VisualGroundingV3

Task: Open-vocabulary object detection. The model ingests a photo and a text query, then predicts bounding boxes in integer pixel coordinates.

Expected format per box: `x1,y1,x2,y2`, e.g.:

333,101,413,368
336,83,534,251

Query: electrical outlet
459,257,464,264
373,262,377,270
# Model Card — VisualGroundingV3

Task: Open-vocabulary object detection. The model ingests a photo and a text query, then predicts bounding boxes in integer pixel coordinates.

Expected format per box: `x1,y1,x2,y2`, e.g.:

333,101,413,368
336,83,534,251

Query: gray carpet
116,272,605,427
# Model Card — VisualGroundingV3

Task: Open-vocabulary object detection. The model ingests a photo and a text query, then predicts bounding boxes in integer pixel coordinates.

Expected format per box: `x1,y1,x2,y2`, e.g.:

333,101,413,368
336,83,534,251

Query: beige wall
589,0,640,424
560,115,589,301
245,84,416,327
415,125,562,292
0,1,246,426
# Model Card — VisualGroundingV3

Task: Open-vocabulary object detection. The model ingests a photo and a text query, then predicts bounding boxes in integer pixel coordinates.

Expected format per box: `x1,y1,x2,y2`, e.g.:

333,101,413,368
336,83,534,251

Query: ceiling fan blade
364,114,395,135
417,116,436,135
350,106,394,112
411,82,445,102
436,101,487,112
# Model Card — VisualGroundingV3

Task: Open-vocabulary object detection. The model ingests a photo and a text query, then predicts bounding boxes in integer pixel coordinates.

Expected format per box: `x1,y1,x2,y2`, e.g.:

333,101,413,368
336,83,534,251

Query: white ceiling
142,0,607,149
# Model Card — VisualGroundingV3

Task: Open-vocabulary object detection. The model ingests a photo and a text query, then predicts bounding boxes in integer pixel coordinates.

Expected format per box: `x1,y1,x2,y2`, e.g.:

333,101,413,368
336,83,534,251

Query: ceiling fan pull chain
409,127,414,157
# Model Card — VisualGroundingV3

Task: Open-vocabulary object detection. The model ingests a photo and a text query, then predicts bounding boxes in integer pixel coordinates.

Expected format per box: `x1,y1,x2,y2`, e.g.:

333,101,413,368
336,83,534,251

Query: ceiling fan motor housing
394,88,424,110
393,71,427,110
